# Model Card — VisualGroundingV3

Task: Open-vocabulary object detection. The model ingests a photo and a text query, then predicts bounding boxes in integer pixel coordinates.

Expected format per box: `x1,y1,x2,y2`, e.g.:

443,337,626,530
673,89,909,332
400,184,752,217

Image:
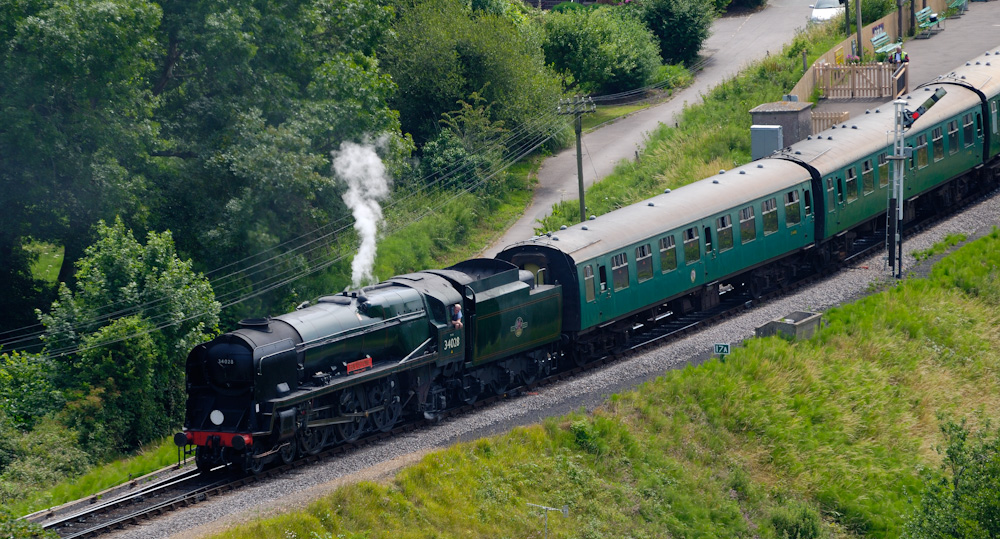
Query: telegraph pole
557,96,596,223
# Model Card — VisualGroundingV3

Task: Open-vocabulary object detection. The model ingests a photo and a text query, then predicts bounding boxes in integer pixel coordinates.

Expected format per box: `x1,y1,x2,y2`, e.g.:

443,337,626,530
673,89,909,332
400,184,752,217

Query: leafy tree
0,0,161,327
0,351,63,431
149,0,411,276
38,218,219,444
903,417,1000,538
420,93,508,193
383,0,561,145
632,0,713,65
0,504,57,539
542,6,661,94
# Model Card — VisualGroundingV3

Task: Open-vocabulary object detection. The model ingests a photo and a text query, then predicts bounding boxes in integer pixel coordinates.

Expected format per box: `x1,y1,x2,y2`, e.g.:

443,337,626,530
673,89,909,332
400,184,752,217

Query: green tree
38,217,219,444
903,417,1000,538
542,6,661,94
633,0,713,65
383,0,561,145
150,0,410,275
0,0,161,327
0,351,63,431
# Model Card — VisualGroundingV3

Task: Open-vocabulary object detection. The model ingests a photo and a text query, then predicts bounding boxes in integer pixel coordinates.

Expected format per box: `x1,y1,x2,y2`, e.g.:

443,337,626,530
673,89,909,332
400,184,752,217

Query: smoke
333,137,392,288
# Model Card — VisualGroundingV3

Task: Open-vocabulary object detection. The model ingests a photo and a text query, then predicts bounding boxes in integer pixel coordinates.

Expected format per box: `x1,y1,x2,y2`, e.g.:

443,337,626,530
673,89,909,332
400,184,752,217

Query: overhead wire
8,71,681,357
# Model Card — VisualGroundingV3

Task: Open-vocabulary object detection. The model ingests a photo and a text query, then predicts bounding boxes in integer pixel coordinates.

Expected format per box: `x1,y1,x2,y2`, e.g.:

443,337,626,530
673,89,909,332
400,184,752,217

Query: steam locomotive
177,52,1000,473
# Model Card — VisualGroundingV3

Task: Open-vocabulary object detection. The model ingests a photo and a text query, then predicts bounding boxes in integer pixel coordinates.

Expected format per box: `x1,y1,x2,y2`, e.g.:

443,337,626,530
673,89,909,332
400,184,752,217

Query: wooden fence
814,62,901,99
811,110,851,133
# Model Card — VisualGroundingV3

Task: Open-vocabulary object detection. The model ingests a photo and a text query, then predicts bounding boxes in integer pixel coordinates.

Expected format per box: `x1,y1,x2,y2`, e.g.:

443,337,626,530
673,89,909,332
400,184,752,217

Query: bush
633,0,714,65
770,500,824,539
543,6,661,94
861,0,895,25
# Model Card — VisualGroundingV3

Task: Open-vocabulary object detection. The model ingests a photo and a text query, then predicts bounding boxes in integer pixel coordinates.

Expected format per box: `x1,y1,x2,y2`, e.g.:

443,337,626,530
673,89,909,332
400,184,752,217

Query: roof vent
794,150,802,155
560,225,567,230
719,169,726,174
648,202,655,206
757,164,763,168
807,135,812,140
552,236,559,241
582,226,589,231
852,125,858,129
589,215,596,220
713,179,720,184
828,136,833,140
739,170,746,175
664,189,671,194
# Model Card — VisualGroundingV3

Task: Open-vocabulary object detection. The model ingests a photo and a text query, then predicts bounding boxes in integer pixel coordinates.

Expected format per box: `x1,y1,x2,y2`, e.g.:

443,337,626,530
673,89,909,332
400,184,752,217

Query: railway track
26,185,992,538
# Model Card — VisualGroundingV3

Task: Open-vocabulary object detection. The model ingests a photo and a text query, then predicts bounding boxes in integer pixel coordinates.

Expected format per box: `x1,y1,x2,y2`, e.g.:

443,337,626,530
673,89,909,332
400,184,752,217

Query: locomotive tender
178,52,1000,473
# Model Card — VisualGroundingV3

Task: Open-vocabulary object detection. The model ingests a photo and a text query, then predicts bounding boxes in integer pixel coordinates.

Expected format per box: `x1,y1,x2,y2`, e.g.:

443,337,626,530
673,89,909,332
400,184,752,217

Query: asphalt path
481,0,817,256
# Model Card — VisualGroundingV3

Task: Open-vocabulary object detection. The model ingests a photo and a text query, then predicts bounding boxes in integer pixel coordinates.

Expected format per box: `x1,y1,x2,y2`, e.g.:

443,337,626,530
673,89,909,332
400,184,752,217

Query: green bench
870,30,902,55
915,6,944,38
948,0,966,17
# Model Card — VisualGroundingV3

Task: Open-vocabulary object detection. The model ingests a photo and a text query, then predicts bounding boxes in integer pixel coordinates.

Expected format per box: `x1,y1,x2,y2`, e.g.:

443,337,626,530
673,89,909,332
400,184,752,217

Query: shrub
633,0,714,65
543,6,661,94
770,500,824,539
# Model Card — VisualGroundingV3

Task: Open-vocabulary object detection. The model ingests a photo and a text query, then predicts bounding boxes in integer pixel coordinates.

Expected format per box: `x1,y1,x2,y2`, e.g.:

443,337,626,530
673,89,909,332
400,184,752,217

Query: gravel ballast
108,190,1000,539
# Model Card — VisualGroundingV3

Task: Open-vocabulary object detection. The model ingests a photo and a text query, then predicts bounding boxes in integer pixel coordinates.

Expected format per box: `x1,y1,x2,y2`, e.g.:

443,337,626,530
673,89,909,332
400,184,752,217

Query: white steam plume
333,137,392,288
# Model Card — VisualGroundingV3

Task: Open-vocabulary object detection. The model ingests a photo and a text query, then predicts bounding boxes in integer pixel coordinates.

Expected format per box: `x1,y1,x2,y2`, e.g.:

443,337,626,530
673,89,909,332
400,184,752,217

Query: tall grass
7,438,179,517
538,24,844,233
211,223,1000,539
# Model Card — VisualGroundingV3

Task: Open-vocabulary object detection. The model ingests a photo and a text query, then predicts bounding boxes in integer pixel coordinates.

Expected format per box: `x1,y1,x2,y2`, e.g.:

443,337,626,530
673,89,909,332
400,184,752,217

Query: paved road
481,0,816,256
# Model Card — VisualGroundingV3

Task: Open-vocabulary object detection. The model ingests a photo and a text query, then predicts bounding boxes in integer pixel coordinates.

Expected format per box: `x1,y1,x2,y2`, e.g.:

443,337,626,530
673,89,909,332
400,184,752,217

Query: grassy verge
24,241,64,284
7,438,179,517
538,23,844,233
209,228,1000,539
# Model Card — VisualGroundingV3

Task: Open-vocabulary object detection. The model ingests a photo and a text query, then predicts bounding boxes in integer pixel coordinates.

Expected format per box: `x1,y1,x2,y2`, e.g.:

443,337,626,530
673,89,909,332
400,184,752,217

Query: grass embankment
6,438,178,517
213,228,1000,539
538,24,844,232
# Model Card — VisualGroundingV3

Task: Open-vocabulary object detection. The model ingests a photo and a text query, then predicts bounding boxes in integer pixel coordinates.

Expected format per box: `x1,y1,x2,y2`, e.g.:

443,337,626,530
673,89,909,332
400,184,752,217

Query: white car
809,0,845,23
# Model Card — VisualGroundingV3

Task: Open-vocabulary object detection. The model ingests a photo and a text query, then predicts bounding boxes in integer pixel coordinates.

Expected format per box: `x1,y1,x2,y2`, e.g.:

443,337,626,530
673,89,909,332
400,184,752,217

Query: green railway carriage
778,69,997,243
498,159,817,336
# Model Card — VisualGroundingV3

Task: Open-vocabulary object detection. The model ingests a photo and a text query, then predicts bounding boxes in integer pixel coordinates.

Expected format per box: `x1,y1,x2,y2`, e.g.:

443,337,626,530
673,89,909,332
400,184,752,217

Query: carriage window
846,169,859,202
635,244,653,282
659,236,677,272
948,120,959,154
785,191,801,225
993,101,999,134
916,134,929,169
611,253,629,291
964,113,975,147
826,178,836,212
862,160,874,194
584,265,595,302
804,190,812,216
716,215,733,251
739,206,756,244
878,153,889,187
598,265,608,292
837,178,845,204
762,198,778,234
932,127,943,162
683,227,700,263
